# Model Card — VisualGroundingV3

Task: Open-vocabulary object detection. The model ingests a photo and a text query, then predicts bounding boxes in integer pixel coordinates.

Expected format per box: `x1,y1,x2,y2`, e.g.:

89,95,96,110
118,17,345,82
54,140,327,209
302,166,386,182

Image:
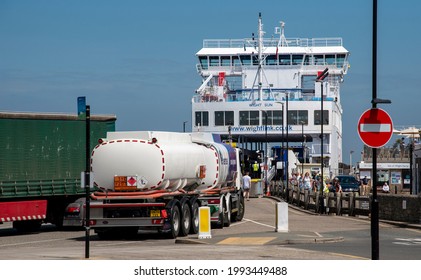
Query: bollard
198,206,212,239
275,202,288,232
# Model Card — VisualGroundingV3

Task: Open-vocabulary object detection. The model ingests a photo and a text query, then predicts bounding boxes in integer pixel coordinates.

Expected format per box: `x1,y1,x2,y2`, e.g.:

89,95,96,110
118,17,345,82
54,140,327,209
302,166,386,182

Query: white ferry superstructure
191,14,350,176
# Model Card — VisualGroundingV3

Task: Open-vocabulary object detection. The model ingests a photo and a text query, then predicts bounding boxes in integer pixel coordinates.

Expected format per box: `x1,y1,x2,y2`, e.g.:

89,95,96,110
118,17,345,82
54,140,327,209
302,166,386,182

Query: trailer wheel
167,204,181,239
190,201,199,234
179,202,191,237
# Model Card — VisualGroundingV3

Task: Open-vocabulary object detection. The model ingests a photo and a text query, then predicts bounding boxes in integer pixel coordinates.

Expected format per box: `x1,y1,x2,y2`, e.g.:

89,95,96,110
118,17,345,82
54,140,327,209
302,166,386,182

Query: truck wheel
215,201,225,229
190,201,199,234
236,193,245,221
223,200,231,227
179,202,191,237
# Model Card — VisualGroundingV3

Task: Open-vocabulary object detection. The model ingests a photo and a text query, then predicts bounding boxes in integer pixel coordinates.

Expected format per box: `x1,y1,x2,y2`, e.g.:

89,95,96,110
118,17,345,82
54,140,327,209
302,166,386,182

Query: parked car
334,175,360,192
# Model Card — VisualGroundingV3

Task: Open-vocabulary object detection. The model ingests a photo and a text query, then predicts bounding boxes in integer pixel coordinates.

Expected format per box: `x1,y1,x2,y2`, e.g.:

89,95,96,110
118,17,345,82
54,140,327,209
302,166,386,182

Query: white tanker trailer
86,131,245,239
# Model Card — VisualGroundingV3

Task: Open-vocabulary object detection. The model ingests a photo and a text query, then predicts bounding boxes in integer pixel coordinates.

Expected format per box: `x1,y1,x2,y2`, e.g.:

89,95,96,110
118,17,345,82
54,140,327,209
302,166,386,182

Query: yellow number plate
150,210,161,217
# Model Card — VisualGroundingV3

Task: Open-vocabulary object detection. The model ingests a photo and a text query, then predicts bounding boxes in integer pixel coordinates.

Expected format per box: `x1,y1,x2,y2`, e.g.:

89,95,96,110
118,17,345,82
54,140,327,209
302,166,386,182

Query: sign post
85,104,91,259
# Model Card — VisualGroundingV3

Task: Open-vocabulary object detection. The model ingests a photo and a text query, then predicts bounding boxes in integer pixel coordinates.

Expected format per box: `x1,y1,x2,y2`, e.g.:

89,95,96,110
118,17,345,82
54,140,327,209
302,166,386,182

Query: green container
0,112,116,198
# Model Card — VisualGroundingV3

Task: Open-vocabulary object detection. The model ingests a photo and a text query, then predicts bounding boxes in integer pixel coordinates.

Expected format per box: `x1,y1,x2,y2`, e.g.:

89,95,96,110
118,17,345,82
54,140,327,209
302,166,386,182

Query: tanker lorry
83,131,245,239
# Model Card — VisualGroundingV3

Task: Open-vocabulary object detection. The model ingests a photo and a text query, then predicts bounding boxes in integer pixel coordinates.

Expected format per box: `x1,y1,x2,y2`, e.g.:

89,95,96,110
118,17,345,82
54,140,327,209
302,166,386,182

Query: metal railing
270,183,370,216
202,37,343,48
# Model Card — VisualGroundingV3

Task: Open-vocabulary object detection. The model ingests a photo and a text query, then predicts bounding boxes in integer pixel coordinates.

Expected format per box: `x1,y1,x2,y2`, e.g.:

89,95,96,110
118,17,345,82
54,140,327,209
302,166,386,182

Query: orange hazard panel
199,165,206,179
114,176,138,191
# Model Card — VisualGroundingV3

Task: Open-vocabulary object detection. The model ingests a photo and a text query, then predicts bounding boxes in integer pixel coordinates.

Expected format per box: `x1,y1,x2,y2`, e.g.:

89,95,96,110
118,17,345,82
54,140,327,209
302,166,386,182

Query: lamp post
301,121,305,174
285,94,289,202
316,68,328,213
275,101,285,197
264,111,268,194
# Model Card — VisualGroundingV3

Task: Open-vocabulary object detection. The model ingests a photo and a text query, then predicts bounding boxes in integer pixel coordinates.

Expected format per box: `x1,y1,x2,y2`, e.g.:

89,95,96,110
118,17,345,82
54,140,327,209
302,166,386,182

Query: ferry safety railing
202,38,344,48
271,181,371,216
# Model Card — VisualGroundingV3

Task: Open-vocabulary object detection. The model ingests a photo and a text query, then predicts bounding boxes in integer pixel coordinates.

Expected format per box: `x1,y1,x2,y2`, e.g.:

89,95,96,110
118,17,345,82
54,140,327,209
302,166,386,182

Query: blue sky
1,0,420,164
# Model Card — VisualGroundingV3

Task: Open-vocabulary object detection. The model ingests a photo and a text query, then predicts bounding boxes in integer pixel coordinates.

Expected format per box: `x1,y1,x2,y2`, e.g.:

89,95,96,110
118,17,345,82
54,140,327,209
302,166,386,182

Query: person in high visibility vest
252,161,259,178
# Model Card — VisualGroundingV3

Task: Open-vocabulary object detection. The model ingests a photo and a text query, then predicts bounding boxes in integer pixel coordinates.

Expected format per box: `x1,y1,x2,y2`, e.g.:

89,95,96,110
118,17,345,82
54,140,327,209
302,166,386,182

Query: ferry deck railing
202,37,344,48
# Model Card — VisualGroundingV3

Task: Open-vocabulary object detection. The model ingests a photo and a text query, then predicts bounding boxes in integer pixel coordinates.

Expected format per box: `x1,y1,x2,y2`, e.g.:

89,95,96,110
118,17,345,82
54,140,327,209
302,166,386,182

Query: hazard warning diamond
127,176,137,186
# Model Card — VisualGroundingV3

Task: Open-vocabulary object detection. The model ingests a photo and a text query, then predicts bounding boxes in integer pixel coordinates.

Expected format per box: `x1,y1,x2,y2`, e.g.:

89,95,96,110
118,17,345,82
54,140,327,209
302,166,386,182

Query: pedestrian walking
242,171,251,201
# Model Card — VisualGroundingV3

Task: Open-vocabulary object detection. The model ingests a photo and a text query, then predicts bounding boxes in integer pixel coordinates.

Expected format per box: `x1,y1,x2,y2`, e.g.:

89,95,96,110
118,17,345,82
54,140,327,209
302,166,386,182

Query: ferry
191,13,350,178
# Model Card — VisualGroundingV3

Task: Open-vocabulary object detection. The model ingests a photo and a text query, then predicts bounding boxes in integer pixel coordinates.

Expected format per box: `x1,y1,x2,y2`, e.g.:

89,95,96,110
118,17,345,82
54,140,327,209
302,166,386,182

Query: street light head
371,98,391,105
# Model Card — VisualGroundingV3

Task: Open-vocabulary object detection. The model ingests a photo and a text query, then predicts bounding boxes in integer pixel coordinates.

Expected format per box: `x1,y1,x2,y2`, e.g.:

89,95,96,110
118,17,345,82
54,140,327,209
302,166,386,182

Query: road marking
393,238,421,246
229,220,250,227
315,232,323,237
242,218,275,229
217,237,276,245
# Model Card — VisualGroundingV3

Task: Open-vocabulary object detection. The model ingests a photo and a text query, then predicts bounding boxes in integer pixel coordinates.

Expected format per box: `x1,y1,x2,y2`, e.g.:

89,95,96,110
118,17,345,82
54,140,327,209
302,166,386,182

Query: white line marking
242,218,275,229
314,232,323,237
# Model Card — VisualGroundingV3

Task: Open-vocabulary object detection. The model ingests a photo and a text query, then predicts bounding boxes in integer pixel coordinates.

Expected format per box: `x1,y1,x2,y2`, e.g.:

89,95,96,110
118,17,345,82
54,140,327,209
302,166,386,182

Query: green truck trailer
0,112,116,231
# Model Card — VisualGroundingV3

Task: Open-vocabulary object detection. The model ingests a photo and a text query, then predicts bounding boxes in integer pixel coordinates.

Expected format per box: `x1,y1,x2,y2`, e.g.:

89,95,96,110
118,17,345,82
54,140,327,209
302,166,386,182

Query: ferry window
325,55,335,65
232,56,241,66
314,55,324,65
250,111,259,125
298,111,308,125
287,110,308,125
337,54,346,66
209,56,219,67
225,111,234,126
215,111,234,126
199,56,208,70
279,55,291,65
292,55,303,65
240,111,259,126
195,111,209,127
266,55,277,65
287,111,297,125
252,55,259,66
314,110,329,125
265,110,283,125
240,55,251,66
303,55,310,65
302,75,316,93
272,110,283,125
221,56,231,66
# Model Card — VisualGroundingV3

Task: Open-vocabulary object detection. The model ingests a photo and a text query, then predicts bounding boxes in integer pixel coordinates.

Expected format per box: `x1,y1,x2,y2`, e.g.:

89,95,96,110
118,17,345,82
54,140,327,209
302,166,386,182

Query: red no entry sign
358,108,393,148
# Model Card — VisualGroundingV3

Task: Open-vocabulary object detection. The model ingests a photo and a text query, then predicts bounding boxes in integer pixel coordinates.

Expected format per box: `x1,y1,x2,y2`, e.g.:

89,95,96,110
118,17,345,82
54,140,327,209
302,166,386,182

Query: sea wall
378,194,421,223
